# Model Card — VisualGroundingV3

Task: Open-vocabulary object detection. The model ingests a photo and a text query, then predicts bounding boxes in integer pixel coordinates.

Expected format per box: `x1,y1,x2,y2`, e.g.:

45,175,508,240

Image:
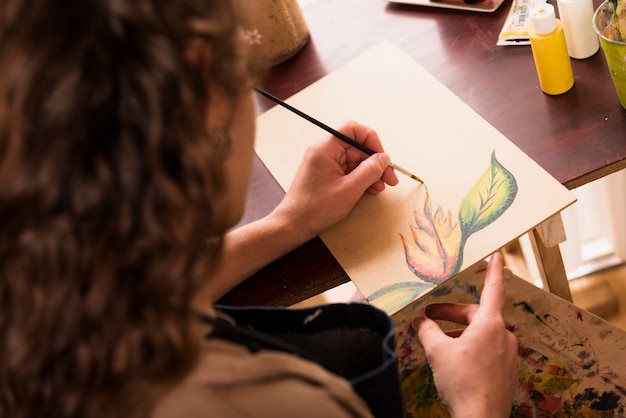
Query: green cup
594,0,626,109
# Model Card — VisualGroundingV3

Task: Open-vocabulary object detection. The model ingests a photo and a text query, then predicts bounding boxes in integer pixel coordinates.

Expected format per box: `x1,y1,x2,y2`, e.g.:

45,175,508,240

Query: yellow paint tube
497,0,547,46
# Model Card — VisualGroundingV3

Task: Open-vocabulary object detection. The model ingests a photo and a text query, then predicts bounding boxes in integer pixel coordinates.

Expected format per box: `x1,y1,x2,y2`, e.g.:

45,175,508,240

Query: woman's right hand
271,121,398,243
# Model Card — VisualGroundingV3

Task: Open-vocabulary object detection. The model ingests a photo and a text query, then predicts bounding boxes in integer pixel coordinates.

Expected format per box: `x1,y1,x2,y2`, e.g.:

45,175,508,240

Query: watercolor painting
369,151,518,313
392,263,626,417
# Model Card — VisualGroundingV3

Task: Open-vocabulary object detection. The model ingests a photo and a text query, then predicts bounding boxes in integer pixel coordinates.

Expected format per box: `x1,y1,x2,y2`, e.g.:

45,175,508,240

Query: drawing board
255,41,576,314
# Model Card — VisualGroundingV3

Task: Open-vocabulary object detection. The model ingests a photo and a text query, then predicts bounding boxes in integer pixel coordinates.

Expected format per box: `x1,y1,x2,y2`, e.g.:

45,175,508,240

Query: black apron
202,303,405,418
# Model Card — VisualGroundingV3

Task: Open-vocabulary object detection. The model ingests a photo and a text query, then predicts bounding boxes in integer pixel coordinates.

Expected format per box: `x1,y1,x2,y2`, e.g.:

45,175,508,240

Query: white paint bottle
556,0,600,58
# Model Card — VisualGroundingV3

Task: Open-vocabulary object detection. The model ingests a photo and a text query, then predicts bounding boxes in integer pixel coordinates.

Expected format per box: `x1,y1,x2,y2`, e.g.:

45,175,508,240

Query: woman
0,0,518,417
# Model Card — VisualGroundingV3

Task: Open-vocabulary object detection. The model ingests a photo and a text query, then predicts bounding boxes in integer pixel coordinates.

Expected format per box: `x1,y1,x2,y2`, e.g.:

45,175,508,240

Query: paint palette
385,0,506,13
393,261,626,416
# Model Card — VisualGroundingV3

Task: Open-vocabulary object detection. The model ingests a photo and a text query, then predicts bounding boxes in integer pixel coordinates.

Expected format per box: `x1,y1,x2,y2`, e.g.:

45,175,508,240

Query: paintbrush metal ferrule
254,87,423,184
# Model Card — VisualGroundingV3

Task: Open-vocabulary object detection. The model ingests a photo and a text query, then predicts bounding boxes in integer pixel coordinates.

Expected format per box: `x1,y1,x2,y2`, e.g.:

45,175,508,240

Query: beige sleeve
152,339,375,418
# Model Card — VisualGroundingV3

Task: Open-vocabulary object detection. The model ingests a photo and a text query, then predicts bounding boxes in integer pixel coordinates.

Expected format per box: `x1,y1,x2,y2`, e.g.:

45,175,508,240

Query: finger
337,121,384,153
340,149,398,189
478,251,507,316
413,316,450,351
336,122,399,186
382,166,399,186
366,179,386,195
424,302,478,325
341,153,392,194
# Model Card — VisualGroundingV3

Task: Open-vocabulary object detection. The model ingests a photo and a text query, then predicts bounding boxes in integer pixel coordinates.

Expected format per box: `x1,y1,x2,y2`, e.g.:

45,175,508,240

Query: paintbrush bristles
389,162,424,184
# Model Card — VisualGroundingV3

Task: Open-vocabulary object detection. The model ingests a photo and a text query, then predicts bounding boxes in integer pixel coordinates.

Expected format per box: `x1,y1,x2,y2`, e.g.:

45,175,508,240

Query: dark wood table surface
217,0,626,307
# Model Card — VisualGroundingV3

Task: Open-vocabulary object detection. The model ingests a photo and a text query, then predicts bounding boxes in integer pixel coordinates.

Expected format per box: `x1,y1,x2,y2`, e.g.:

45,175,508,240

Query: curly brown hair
0,0,252,417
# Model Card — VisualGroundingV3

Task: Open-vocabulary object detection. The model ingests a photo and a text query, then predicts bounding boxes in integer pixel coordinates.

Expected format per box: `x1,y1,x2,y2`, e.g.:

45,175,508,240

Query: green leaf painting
458,151,517,237
369,151,517,311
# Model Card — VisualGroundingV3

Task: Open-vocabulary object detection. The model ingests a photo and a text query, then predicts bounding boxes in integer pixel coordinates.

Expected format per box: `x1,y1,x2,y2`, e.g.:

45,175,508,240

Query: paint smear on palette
513,347,626,417
391,262,626,417
400,348,626,418
369,151,517,313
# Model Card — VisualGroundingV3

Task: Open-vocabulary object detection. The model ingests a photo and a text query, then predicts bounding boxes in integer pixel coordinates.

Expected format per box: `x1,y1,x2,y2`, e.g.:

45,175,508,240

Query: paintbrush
254,87,423,184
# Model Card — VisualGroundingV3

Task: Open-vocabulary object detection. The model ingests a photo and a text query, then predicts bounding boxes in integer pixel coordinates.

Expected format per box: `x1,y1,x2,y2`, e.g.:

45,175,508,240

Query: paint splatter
514,301,550,326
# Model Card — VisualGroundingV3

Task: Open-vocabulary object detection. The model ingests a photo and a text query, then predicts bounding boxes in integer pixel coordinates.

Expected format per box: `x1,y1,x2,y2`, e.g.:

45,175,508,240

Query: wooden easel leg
528,213,573,302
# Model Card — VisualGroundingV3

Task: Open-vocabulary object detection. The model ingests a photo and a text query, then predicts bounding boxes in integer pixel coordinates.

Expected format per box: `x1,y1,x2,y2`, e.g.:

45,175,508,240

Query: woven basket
236,0,310,67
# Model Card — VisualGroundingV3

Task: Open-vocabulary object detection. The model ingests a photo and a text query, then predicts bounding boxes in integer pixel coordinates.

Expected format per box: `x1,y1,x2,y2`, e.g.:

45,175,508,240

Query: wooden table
217,0,626,307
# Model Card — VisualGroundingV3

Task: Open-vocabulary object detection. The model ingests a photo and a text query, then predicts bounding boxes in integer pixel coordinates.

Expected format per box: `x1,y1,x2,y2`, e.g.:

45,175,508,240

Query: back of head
0,1,250,416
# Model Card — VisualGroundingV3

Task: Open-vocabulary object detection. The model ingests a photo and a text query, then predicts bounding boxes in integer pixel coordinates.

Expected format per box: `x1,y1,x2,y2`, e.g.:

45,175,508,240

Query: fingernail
411,316,425,332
